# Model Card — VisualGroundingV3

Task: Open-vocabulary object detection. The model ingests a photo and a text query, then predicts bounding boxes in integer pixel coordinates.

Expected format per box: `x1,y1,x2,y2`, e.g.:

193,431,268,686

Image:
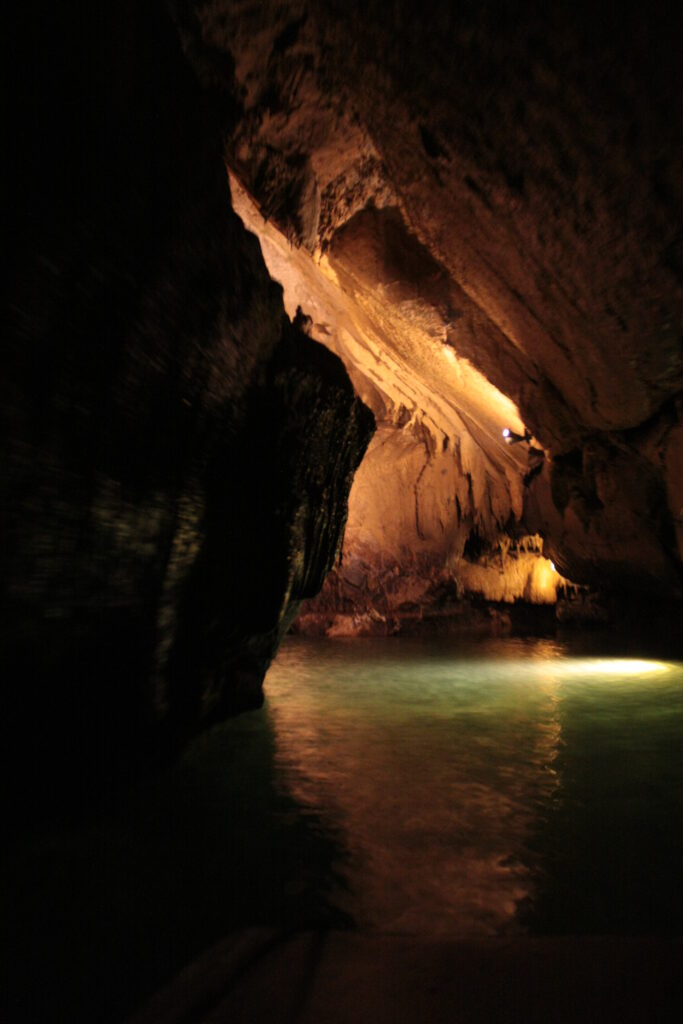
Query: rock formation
3,0,682,806
3,2,373,814
193,0,682,624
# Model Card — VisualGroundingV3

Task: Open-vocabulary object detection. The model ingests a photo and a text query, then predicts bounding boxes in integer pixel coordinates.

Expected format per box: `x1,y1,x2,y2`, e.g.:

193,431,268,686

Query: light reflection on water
263,636,683,937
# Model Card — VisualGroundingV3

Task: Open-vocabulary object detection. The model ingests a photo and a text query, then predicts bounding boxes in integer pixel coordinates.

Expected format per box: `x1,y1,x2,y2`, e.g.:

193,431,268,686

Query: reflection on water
6,638,683,1022
264,636,683,937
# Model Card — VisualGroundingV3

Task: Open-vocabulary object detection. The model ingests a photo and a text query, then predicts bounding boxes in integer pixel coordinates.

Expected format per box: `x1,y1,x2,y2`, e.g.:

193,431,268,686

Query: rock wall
197,0,682,602
5,0,682,815
3,2,373,815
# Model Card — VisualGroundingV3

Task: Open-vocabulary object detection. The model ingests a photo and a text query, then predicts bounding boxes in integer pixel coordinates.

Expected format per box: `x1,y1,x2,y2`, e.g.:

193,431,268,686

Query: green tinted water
5,635,683,1022
264,635,683,937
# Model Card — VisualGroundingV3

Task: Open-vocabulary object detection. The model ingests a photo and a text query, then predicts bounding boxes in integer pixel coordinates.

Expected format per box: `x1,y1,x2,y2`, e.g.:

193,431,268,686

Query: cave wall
228,168,543,620
4,0,682,813
195,0,682,602
3,2,373,814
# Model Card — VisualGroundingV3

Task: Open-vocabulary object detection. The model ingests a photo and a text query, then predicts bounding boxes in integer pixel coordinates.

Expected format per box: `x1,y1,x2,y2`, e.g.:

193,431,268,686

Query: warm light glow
227,170,531,466
502,427,510,438
550,561,556,571
265,640,683,939
559,658,672,677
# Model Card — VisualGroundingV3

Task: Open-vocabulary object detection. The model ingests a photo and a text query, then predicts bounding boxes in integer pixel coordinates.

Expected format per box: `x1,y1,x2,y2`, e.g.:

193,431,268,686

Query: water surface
264,635,683,937
5,634,682,1023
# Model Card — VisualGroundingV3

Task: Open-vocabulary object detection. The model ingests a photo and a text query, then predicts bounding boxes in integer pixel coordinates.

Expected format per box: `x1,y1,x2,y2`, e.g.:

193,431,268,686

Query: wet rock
293,534,565,638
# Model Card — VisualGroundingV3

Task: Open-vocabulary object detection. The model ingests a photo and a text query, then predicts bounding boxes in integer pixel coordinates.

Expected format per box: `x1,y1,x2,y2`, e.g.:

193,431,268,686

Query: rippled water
264,635,683,937
6,635,683,1022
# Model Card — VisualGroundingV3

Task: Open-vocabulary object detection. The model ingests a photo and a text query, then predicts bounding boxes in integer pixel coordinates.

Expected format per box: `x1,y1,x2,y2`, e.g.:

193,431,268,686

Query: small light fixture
502,427,532,445
550,561,556,572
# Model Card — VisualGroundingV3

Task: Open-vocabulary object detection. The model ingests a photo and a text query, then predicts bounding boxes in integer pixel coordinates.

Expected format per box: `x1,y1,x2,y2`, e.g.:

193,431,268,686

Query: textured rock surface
294,533,564,638
3,2,373,812
4,0,683,806
195,0,682,602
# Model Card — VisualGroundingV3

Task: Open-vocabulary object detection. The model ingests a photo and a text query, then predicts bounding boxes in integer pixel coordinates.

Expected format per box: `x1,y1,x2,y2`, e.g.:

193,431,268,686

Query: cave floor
129,928,682,1023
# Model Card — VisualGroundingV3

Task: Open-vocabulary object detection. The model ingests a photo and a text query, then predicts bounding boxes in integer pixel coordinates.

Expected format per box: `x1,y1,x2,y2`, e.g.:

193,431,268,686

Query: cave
3,1,682,1021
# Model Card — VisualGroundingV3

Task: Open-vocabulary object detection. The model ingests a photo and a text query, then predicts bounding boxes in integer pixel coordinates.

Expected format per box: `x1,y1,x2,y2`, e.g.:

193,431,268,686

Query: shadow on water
519,668,683,935
3,705,350,1024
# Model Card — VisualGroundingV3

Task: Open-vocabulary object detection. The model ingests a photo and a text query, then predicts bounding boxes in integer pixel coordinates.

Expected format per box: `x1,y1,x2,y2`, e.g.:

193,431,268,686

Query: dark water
5,635,683,1022
264,635,683,938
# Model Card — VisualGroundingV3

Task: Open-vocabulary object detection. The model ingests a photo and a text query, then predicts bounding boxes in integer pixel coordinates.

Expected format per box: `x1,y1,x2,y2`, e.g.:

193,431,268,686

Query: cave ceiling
184,0,682,595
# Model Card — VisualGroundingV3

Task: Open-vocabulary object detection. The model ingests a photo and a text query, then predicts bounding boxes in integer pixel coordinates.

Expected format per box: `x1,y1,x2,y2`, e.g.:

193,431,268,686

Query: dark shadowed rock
2,1,373,819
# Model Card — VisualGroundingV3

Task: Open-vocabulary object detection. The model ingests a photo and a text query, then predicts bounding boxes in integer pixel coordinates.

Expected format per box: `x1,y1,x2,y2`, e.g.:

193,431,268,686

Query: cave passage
5,2,682,1021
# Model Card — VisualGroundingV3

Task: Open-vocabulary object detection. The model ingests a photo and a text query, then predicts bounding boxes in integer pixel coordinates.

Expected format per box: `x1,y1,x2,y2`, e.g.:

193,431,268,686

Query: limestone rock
197,0,682,600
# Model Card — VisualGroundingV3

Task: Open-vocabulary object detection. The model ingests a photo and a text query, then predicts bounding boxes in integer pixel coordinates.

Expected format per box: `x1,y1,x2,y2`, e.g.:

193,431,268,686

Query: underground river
264,635,683,938
5,634,683,1022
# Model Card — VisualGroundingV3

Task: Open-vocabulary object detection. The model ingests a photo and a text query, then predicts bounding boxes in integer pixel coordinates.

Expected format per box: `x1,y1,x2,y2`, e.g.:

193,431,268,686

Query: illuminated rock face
230,172,547,619
196,0,682,602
